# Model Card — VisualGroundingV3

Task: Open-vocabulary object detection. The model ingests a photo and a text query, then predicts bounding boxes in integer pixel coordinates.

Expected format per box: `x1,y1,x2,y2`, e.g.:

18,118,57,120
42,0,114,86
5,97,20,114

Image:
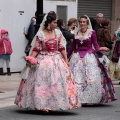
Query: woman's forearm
30,51,38,58
60,50,68,62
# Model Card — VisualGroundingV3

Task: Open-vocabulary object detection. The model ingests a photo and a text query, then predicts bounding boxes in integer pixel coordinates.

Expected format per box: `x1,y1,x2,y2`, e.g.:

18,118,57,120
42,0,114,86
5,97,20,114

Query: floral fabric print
15,29,81,110
70,53,102,103
69,52,117,104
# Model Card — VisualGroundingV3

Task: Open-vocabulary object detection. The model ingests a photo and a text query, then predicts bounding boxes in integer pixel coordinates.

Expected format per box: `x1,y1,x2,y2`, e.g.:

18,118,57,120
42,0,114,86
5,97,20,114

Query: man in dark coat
57,19,74,52
95,13,104,32
24,17,36,56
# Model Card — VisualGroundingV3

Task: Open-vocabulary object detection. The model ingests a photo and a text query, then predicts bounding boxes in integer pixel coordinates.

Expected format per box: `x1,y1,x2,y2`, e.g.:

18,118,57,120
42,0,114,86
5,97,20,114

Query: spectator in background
0,29,13,75
67,18,77,34
96,19,113,59
109,26,120,80
24,17,36,56
90,17,97,30
95,13,104,32
57,19,74,51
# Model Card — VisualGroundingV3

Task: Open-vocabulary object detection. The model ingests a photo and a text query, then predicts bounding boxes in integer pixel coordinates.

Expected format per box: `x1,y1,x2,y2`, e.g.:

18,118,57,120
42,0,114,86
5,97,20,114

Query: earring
47,24,50,30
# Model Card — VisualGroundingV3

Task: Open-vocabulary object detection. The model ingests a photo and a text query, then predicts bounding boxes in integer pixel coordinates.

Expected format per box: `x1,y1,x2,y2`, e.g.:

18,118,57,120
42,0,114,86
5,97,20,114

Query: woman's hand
23,27,27,35
99,47,109,51
66,61,70,67
87,81,92,85
25,56,37,64
64,59,70,66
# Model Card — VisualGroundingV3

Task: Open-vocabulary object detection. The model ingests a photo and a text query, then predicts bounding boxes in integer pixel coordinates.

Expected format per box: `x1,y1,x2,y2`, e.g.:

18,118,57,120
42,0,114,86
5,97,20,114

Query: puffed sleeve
56,29,65,51
32,31,44,53
32,37,41,53
91,30,100,51
67,39,76,59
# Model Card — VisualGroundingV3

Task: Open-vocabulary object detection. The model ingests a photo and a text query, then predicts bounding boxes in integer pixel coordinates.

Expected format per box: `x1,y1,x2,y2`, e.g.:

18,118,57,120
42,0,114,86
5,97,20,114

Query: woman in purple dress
67,15,117,105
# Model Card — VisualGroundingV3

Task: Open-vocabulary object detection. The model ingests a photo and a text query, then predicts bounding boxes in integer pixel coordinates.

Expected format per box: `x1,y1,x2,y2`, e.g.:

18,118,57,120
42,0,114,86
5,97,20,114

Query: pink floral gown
15,29,81,110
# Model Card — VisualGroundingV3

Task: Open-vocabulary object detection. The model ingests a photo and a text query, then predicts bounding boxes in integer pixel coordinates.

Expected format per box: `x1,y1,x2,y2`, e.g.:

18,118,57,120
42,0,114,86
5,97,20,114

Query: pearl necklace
78,29,88,44
80,29,88,36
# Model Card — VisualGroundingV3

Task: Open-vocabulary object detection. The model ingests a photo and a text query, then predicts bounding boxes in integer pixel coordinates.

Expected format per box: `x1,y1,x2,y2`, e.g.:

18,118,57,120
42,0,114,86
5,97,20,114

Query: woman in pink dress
15,11,81,111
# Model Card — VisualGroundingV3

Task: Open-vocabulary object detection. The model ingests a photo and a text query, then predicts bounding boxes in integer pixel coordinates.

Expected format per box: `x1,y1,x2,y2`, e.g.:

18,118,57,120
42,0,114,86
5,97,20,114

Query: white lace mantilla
55,29,66,49
75,29,93,44
37,31,44,41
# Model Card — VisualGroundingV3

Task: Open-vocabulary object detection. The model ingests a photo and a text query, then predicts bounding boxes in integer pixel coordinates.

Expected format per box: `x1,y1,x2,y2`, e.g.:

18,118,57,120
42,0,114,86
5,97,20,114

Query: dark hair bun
44,11,57,28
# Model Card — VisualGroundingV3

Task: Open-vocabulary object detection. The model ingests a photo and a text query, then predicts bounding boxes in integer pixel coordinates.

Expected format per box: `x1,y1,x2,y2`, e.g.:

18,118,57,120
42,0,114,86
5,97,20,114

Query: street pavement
0,73,20,108
0,73,120,120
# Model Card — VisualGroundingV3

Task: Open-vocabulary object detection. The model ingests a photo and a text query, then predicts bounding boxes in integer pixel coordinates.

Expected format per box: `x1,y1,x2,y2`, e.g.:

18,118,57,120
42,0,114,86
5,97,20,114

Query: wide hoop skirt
15,53,81,110
69,52,117,104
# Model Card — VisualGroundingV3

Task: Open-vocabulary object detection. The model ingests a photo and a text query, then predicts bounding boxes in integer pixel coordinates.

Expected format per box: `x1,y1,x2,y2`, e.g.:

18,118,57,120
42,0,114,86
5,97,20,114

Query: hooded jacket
0,29,13,54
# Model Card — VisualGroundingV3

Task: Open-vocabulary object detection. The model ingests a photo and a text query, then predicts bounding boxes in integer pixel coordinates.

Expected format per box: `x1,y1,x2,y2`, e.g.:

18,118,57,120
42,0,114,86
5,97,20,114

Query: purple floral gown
14,29,81,110
67,29,117,104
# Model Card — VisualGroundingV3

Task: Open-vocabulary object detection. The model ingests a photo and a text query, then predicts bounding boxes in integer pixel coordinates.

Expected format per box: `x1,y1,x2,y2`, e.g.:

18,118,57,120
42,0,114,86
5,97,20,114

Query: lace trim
40,51,60,56
37,29,61,41
37,31,45,41
75,29,93,44
55,29,61,39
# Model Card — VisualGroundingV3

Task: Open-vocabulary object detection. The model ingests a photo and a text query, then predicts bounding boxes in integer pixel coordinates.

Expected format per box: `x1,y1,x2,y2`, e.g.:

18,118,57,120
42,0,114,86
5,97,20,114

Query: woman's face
71,22,77,29
50,18,58,30
79,18,88,29
97,16,103,23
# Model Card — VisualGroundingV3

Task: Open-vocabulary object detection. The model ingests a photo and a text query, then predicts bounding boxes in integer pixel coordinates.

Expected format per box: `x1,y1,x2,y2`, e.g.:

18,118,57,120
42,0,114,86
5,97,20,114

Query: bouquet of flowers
21,56,37,79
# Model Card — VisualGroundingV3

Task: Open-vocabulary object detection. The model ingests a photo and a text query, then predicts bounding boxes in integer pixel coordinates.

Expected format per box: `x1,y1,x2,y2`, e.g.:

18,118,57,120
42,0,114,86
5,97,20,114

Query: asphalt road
0,87,120,120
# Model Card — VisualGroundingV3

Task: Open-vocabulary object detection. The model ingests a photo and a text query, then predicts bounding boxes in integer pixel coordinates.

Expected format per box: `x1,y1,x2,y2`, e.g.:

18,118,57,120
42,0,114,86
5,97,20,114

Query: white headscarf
21,13,49,79
77,15,93,32
29,13,48,55
84,15,93,30
36,13,48,34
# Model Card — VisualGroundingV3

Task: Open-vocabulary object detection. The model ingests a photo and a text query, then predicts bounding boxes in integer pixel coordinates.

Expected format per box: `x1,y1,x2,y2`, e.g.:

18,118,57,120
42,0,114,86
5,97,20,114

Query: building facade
44,0,77,24
0,0,120,72
77,0,120,34
45,0,120,34
111,0,120,34
0,0,36,72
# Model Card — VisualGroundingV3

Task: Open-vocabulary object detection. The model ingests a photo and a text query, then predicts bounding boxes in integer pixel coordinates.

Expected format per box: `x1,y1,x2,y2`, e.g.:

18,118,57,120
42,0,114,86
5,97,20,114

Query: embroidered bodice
32,29,65,55
67,30,100,58
45,39,57,52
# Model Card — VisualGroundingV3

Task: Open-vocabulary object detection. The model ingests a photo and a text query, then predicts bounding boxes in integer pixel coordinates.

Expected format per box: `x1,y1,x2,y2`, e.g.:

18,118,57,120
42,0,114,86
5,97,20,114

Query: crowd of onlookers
0,12,119,81
58,13,120,80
